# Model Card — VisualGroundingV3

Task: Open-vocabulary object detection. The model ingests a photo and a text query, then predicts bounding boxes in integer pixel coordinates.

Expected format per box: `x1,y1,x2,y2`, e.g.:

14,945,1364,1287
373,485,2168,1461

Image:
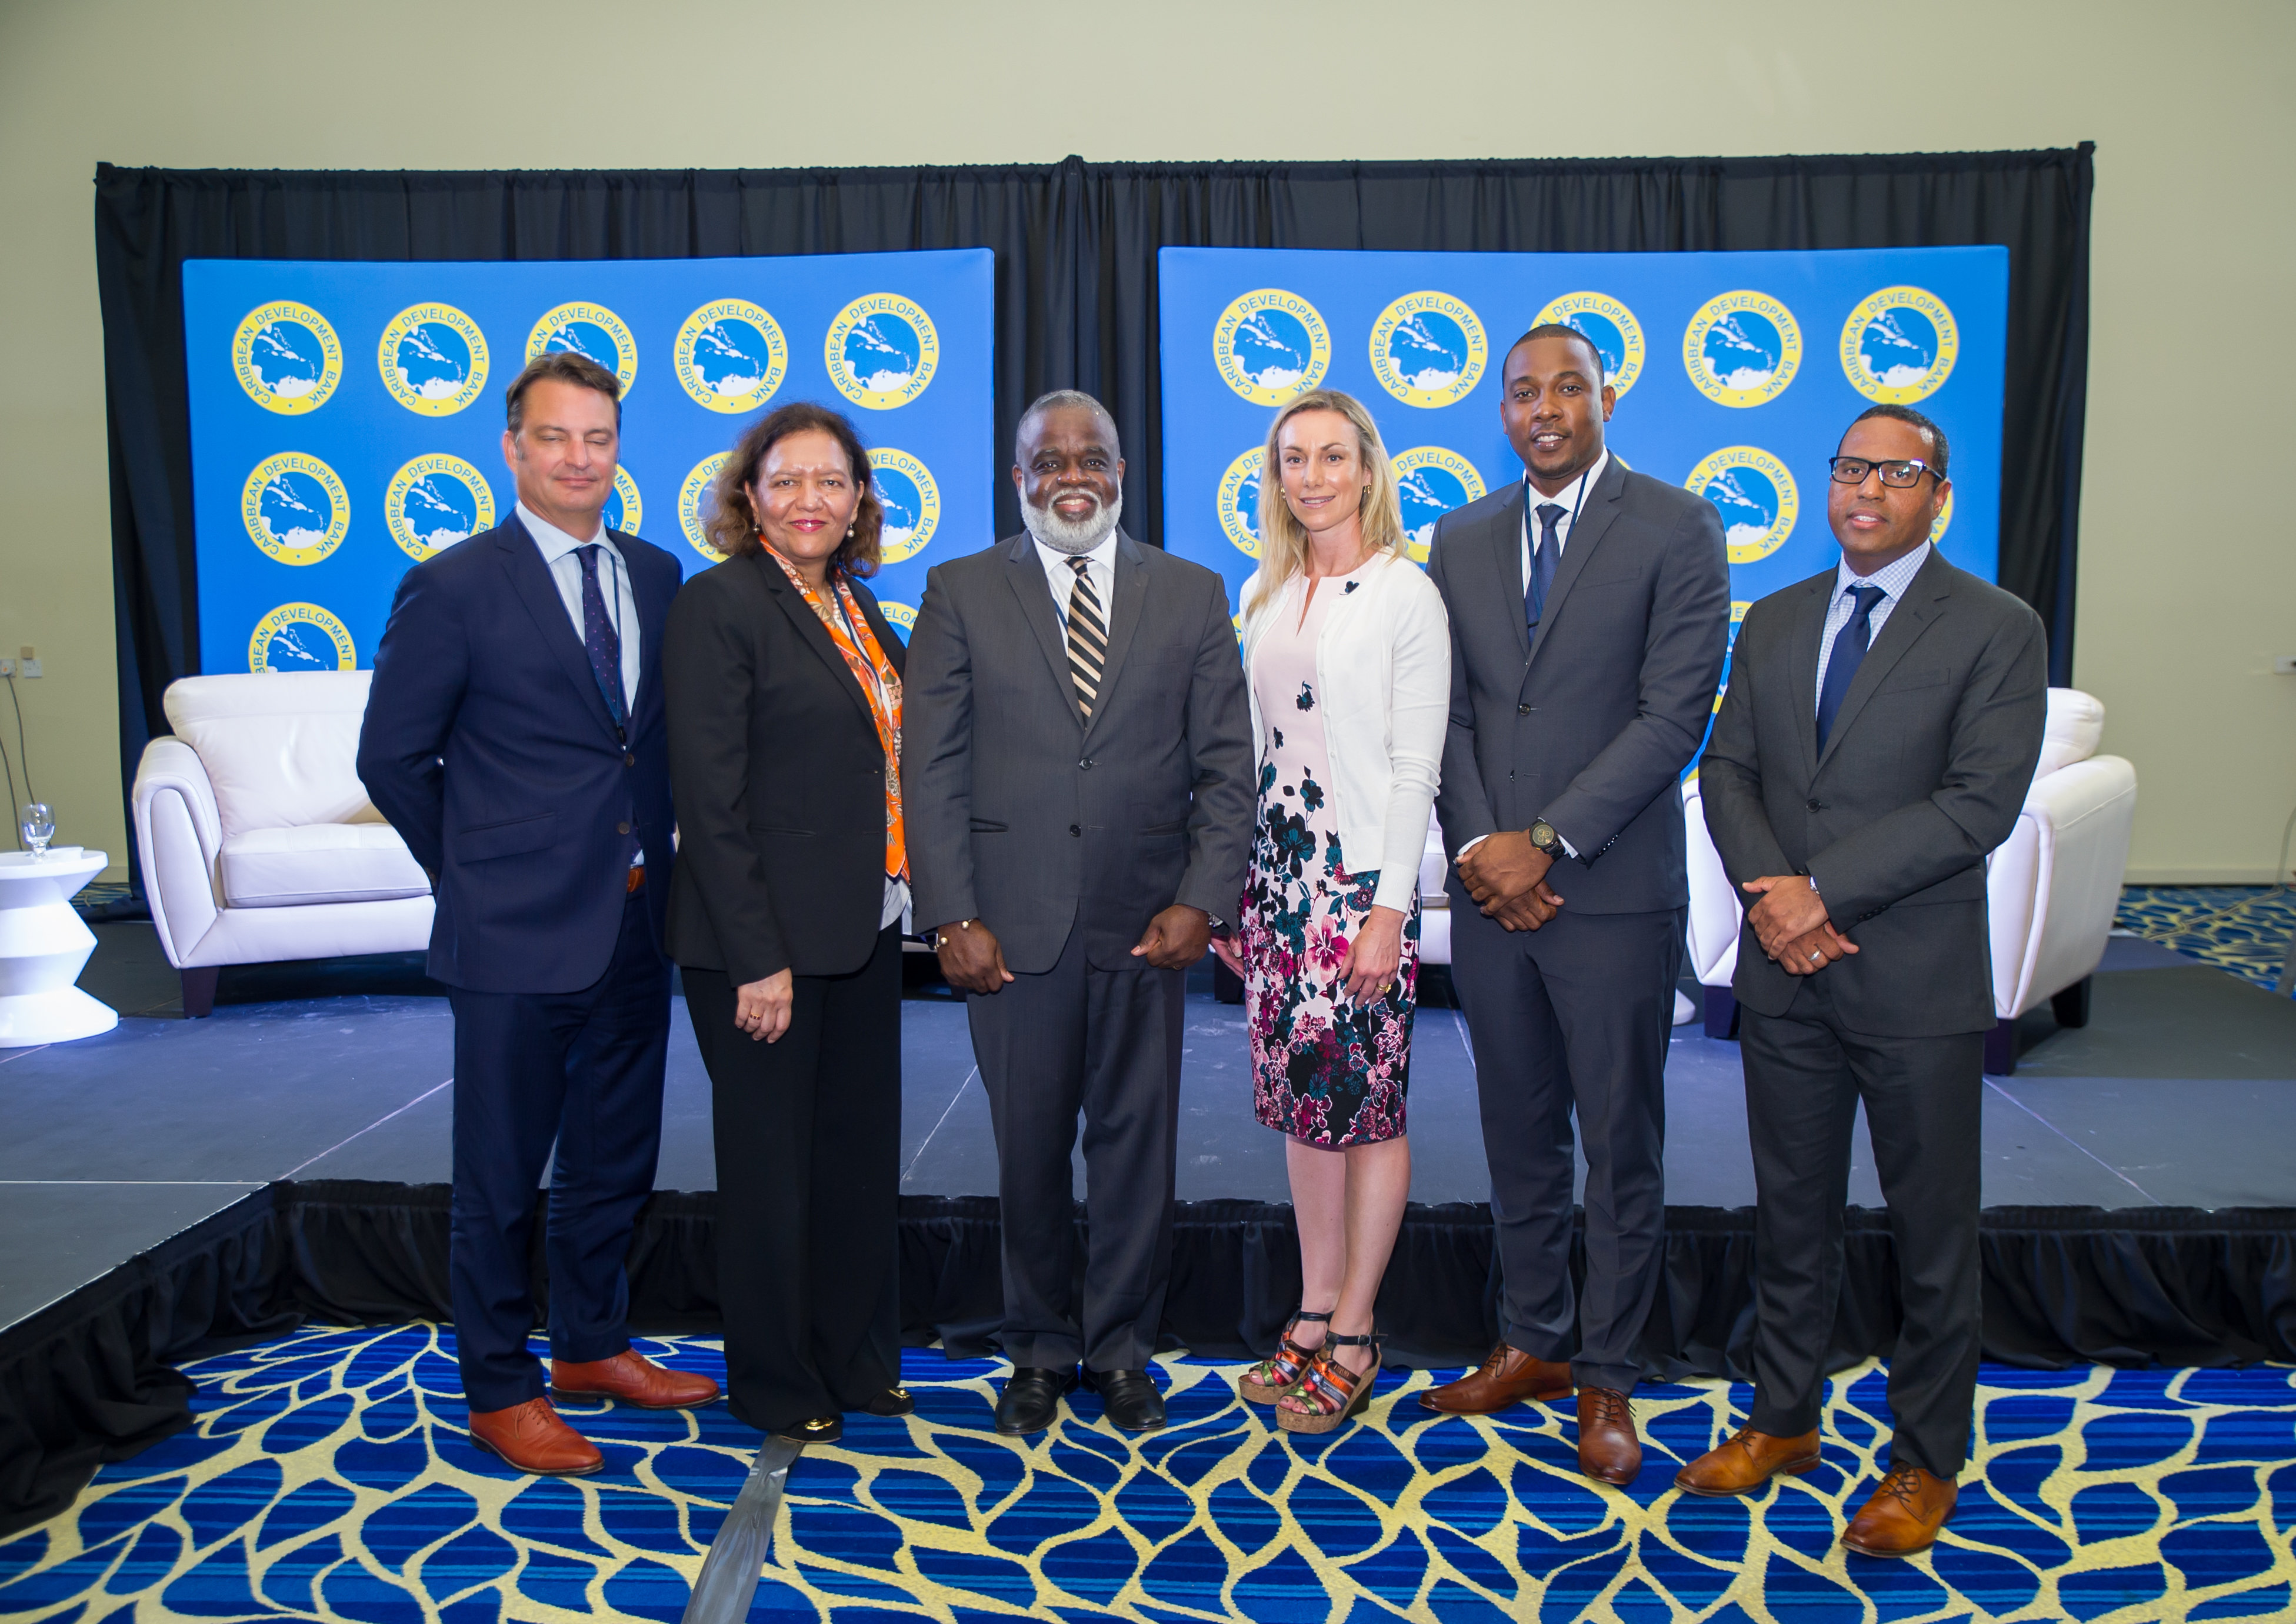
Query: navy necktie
1526,502,1565,633
575,543,627,734
1815,584,1887,752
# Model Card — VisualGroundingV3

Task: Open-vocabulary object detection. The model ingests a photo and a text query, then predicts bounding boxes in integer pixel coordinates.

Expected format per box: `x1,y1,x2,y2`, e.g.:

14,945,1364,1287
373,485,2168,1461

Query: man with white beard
903,391,1253,1435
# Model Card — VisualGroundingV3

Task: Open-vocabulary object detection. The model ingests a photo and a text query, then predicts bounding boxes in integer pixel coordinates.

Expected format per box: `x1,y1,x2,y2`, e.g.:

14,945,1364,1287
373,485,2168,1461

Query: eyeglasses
1828,456,1941,488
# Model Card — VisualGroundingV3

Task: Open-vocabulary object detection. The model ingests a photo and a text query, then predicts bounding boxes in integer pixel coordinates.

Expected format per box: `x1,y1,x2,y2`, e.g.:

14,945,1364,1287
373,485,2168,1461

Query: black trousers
446,888,671,1412
966,922,1185,1372
1742,972,1985,1478
685,926,902,1434
1448,899,1682,1395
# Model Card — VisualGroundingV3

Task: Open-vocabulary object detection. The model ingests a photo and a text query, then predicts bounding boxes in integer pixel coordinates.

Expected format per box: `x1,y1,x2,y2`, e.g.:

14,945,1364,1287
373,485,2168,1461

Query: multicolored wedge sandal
1275,1332,1381,1435
1238,1309,1332,1404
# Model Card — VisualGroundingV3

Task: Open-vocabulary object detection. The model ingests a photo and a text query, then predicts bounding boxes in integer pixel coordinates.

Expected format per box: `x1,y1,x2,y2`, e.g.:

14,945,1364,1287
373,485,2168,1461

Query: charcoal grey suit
1700,547,2045,1478
903,530,1252,1370
1427,455,1730,1395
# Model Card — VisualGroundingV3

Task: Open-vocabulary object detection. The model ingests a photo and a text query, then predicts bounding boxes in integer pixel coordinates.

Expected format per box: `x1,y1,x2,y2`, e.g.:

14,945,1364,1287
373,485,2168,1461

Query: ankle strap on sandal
1324,1331,1378,1349
1295,1309,1333,1323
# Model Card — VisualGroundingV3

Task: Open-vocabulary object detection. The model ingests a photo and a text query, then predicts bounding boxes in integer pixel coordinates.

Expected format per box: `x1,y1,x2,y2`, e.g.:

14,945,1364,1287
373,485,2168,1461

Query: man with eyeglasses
1681,404,2045,1558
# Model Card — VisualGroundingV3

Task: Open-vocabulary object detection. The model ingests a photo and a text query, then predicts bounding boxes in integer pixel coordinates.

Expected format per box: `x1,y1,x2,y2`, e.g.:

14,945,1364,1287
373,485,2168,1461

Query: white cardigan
1241,551,1451,913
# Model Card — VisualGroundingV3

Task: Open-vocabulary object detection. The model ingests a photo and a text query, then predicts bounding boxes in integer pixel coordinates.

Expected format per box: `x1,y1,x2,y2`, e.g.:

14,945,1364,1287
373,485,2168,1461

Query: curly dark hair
704,402,883,575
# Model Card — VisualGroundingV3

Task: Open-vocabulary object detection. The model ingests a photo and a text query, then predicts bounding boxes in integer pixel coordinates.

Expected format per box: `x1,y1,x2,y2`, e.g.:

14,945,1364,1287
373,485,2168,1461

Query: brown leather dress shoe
1842,1462,1957,1556
468,1398,604,1476
1577,1387,1642,1485
550,1349,722,1410
1418,1342,1574,1414
1674,1426,1822,1496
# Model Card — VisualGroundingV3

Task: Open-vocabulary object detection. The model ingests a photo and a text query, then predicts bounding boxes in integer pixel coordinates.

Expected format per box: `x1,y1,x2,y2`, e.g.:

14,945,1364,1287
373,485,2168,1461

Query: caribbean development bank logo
1392,448,1487,563
603,468,642,535
385,455,495,562
676,300,787,414
1217,448,1265,559
869,449,941,565
1684,291,1802,408
528,302,638,393
1369,291,1487,409
378,304,488,415
241,453,351,566
1214,289,1330,405
1536,292,1645,397
248,603,355,673
681,453,730,563
826,294,938,409
1687,447,1798,564
1841,286,1959,404
878,603,918,638
233,302,342,415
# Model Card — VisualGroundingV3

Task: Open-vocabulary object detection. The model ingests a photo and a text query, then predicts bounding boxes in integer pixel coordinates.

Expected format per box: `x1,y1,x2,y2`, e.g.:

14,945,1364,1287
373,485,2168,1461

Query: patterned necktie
1066,556,1106,721
1815,584,1888,752
1526,503,1565,632
575,543,627,733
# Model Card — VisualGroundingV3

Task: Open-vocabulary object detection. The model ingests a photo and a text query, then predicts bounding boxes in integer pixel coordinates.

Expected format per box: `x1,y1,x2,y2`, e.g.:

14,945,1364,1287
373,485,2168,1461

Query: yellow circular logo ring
232,301,343,415
1369,291,1487,409
1686,446,1799,563
676,299,788,413
378,303,489,416
241,452,351,565
248,602,356,672
1213,289,1331,406
1684,291,1802,408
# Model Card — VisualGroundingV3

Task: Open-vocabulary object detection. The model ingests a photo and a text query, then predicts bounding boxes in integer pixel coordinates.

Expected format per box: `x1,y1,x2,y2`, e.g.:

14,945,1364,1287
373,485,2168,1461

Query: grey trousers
1448,898,1683,1395
1741,973,1984,1478
965,922,1185,1372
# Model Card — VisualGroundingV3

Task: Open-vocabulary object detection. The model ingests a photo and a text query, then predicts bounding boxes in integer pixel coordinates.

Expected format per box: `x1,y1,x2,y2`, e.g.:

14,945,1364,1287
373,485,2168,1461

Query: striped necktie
1066,556,1105,721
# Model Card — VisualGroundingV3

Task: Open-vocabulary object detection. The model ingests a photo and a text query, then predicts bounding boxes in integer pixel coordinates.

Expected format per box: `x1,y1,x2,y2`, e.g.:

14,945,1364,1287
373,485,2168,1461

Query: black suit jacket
1701,549,2048,1036
357,515,679,994
1427,455,1731,913
662,550,906,986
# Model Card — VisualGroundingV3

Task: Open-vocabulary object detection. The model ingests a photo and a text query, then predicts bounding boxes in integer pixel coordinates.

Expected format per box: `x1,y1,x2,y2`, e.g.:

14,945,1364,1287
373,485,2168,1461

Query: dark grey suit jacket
901,531,1254,975
1701,549,2047,1036
1427,456,1731,913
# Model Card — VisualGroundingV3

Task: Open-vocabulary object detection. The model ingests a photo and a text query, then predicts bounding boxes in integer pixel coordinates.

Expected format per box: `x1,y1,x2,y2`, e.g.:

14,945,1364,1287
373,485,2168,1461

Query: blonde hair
1244,389,1408,618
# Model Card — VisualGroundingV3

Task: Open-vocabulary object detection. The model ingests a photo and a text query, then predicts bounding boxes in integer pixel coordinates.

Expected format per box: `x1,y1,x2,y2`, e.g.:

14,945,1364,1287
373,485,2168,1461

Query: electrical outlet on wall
13,645,36,678
0,658,12,677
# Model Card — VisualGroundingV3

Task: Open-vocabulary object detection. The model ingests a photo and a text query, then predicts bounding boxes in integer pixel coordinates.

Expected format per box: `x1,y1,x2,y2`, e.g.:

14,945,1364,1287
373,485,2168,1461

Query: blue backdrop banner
183,250,995,673
1158,246,2007,642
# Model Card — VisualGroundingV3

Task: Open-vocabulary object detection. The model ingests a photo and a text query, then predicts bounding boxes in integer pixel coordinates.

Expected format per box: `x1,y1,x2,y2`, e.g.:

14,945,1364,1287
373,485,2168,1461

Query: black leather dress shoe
862,1385,915,1417
1085,1368,1167,1432
995,1366,1078,1435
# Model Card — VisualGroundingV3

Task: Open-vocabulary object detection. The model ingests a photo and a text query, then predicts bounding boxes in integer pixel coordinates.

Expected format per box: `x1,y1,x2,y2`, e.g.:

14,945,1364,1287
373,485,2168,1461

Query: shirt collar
1032,530,1119,572
517,500,612,563
1522,449,1609,519
1834,539,1932,603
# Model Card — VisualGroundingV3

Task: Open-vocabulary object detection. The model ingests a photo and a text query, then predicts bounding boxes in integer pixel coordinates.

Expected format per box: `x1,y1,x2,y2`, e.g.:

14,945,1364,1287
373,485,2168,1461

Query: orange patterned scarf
765,547,907,883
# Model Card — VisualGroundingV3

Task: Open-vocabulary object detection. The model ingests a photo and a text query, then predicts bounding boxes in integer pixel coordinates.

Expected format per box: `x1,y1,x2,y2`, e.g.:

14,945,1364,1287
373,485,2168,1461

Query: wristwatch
1527,819,1564,860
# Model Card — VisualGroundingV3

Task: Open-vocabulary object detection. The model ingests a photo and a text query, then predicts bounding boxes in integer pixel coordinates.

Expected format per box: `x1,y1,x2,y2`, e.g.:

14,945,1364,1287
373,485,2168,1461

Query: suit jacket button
1079,759,1093,770
1518,703,1532,716
1070,824,1081,836
1806,799,1823,811
617,822,631,835
624,752,635,767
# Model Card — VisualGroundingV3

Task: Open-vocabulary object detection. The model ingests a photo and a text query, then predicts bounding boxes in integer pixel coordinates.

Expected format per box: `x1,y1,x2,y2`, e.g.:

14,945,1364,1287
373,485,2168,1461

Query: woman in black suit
664,401,909,1445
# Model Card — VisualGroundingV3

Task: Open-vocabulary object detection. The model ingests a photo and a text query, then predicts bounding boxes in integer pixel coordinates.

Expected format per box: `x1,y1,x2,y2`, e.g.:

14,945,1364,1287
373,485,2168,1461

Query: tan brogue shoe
1577,1387,1643,1485
1419,1342,1574,1414
467,1398,603,1476
1674,1426,1822,1496
1842,1462,1957,1556
551,1349,722,1410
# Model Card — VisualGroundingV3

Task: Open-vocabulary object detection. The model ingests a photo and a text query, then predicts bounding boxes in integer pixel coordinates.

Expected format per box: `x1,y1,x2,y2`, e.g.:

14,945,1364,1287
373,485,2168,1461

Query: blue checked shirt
1812,541,1931,715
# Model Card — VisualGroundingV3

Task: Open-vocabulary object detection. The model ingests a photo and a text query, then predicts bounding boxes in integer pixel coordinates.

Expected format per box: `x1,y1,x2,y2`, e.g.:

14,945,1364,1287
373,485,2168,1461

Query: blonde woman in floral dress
1211,389,1449,1433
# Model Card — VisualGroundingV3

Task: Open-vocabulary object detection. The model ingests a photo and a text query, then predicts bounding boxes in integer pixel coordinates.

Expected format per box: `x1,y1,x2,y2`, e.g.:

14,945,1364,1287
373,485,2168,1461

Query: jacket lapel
621,534,666,738
1490,484,1531,665
1787,575,1832,783
1082,532,1149,745
850,581,905,674
1527,455,1627,671
1814,552,1954,775
755,550,877,729
496,516,621,740
1003,533,1084,729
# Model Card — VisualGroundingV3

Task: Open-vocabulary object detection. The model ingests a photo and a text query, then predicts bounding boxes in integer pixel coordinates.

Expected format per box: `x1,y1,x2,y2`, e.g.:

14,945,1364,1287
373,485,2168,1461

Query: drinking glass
20,802,54,857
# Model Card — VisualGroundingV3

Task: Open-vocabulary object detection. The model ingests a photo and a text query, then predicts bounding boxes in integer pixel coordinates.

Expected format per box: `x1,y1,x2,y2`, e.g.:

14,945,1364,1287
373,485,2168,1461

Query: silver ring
1808,948,1823,962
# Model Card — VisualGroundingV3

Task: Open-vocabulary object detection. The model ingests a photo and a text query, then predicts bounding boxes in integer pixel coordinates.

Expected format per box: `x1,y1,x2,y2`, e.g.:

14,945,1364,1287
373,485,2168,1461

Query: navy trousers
446,887,672,1412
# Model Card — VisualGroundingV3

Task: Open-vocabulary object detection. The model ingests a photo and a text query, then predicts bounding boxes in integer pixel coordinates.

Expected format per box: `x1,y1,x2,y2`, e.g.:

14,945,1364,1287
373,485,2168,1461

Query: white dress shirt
519,501,644,865
1033,530,1118,626
1813,540,1931,712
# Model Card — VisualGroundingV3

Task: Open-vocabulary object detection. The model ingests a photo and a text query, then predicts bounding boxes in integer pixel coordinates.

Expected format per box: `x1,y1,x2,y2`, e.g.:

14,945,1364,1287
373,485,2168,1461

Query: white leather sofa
1686,688,2138,1075
132,672,434,1016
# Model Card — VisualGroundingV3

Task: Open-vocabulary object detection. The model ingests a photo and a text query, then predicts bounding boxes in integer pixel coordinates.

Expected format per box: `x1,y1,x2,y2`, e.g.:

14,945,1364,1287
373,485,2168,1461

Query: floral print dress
1240,567,1418,1145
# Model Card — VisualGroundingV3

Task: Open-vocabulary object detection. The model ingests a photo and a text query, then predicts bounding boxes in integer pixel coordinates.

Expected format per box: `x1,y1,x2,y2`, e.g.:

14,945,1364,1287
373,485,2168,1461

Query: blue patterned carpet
2115,886,2296,995
4,1326,2294,1622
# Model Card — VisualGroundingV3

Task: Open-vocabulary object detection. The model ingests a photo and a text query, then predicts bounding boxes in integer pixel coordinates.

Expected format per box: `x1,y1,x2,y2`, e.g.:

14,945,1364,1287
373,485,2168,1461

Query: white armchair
132,672,434,1016
1686,688,2138,1073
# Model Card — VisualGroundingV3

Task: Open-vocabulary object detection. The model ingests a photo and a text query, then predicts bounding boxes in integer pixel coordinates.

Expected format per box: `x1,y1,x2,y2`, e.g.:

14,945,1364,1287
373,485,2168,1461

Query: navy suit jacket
357,513,681,994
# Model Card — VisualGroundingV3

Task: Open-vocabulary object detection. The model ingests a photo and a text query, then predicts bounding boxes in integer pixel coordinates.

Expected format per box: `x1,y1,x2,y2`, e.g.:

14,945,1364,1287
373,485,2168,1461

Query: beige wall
2,0,2288,883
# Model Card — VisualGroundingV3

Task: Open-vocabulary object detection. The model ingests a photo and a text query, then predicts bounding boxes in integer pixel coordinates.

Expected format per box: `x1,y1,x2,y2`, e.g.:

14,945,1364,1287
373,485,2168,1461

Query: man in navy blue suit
359,352,719,1476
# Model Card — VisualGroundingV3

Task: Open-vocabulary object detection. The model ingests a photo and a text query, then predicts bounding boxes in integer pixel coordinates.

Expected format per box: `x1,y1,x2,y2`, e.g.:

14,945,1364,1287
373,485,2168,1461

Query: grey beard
1023,488,1122,554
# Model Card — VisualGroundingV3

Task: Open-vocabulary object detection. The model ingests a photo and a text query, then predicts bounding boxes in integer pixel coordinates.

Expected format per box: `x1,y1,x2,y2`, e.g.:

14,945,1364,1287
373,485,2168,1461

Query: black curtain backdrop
9,1183,2290,1539
95,148,2093,871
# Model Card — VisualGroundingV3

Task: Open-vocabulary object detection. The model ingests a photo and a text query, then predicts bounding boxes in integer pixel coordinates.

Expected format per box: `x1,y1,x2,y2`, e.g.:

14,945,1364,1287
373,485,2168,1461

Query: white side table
0,849,118,1043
